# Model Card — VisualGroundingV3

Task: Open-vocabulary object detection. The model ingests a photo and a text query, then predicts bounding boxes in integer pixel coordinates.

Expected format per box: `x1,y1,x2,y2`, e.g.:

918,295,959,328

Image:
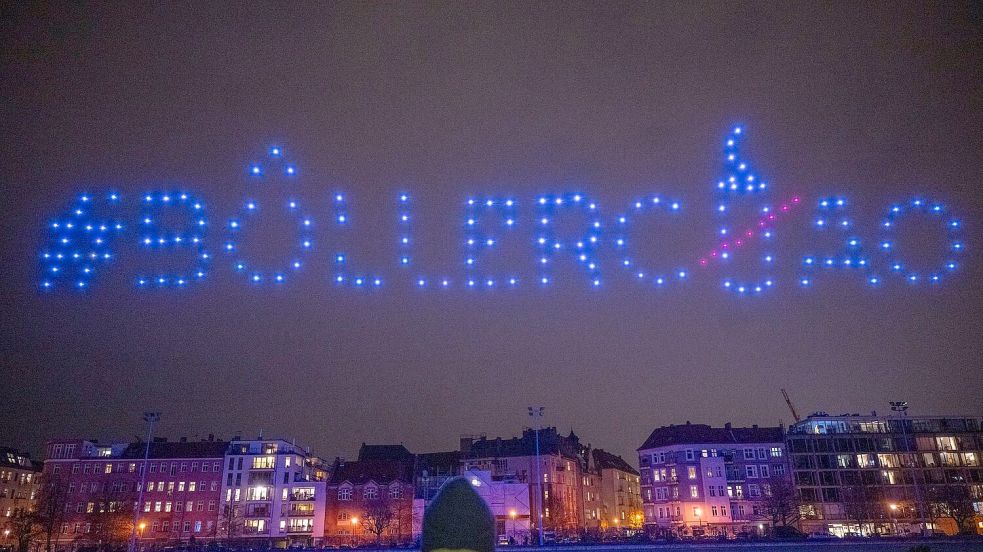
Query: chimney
180,437,187,443
459,437,473,455
208,434,214,442
724,422,732,430
752,424,758,429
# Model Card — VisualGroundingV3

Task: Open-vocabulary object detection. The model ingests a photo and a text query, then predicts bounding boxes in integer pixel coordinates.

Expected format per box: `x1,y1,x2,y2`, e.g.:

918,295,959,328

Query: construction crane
782,388,801,422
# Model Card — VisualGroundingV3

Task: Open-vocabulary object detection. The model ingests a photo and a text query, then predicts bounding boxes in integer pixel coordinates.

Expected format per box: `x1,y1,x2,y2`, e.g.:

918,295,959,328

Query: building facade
591,449,642,533
219,439,328,546
637,422,790,537
324,445,415,546
43,437,227,548
1,447,41,520
462,428,588,537
787,413,983,536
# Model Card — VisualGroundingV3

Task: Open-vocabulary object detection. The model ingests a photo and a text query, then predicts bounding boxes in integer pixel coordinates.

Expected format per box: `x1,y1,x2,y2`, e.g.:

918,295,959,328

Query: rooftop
637,422,784,451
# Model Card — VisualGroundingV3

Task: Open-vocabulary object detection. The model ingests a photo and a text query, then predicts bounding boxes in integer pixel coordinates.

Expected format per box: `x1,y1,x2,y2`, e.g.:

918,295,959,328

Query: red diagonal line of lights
698,195,801,267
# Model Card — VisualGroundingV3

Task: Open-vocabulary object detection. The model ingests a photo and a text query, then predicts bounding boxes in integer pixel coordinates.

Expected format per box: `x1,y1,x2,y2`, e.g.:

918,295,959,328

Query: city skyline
2,3,982,474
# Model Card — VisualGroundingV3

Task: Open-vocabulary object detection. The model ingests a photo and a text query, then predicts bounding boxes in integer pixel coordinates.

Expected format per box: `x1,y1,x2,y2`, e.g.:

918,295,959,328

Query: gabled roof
0,447,42,472
357,444,413,462
414,451,460,476
591,449,638,475
637,423,784,451
329,458,413,485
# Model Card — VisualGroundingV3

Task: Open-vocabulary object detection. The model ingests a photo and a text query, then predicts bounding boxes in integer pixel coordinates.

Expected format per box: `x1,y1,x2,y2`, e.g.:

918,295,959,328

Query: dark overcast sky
1,2,981,463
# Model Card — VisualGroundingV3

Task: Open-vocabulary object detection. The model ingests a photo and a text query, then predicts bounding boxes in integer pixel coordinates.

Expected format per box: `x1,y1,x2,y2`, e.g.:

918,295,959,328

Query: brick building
637,422,790,537
43,437,226,548
324,445,415,546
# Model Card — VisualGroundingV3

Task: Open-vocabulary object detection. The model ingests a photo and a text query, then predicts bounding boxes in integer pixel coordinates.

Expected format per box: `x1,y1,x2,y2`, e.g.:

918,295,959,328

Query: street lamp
528,406,545,547
694,507,702,536
891,401,927,535
509,509,517,544
129,412,161,552
889,503,899,535
351,517,359,545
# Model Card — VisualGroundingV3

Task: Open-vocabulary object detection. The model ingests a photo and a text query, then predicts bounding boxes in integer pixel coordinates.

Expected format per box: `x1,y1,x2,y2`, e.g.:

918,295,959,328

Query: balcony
289,493,315,501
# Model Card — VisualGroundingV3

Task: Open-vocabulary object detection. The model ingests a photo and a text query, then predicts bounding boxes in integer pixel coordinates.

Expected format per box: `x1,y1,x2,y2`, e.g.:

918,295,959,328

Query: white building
413,469,531,544
220,439,328,545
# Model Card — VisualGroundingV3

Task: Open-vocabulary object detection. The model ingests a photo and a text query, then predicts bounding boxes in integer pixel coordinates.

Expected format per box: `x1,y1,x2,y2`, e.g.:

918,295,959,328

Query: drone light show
37,127,965,295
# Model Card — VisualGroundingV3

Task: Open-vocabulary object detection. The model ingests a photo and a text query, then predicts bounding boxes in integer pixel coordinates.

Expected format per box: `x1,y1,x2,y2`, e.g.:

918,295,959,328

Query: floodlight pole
529,407,545,547
128,412,160,552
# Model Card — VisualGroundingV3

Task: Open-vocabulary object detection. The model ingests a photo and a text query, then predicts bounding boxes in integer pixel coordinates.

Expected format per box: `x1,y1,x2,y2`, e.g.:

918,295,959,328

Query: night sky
2,3,981,463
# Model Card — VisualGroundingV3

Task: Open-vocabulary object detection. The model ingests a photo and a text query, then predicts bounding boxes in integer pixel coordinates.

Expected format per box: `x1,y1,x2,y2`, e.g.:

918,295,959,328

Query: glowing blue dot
374,278,382,286
338,215,347,223
509,278,517,285
336,275,344,283
486,279,494,287
335,194,344,202
442,279,449,287
637,272,645,279
468,280,475,287
764,255,773,262
506,219,514,226
400,194,409,202
401,257,409,265
293,261,301,269
286,166,295,175
400,215,408,222
656,278,664,285
678,271,687,278
800,278,810,286
271,147,281,156
355,278,364,286
250,166,260,175
541,277,549,284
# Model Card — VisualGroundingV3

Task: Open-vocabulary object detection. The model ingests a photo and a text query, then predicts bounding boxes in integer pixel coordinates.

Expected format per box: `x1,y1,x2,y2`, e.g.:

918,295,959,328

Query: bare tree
759,478,800,527
4,509,41,552
929,485,976,534
218,503,244,545
35,474,69,552
84,494,134,552
840,485,874,535
360,497,398,546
